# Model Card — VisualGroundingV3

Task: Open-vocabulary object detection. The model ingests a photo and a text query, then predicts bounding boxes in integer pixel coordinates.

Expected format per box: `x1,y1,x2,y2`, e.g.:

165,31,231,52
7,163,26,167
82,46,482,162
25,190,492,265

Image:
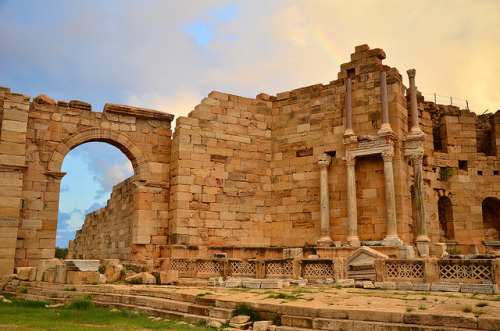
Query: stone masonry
1,44,499,276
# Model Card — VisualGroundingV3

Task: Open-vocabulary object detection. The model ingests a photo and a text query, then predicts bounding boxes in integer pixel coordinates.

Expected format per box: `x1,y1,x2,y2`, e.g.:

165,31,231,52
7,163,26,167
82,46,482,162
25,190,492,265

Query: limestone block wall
72,177,136,260
0,88,174,274
270,46,412,245
168,92,273,246
419,102,500,253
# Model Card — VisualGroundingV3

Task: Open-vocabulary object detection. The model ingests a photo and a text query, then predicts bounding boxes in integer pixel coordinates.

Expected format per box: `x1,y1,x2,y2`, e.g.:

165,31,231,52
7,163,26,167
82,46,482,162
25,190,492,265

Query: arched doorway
482,197,500,241
438,196,454,241
57,142,133,255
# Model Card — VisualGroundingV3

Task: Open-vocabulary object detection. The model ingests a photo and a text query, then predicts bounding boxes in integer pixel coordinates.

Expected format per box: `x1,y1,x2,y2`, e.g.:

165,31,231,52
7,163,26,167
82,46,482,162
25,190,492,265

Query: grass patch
266,291,304,302
476,302,488,307
418,305,427,310
196,292,213,297
406,307,414,312
68,296,94,310
18,287,27,294
0,295,211,330
473,310,486,316
235,303,259,322
463,306,473,313
64,287,76,292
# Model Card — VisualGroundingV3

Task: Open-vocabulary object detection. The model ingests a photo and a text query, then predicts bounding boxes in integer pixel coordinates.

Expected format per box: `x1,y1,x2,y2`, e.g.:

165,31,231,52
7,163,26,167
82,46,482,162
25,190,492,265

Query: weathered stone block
431,282,461,292
336,279,355,288
15,267,35,281
412,283,431,291
242,279,261,289
261,279,283,289
159,270,178,284
225,278,242,288
66,271,100,285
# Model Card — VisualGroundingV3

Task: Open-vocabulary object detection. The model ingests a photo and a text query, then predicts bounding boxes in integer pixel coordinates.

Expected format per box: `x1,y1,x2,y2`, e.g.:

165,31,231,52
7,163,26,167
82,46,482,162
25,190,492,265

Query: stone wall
169,92,273,246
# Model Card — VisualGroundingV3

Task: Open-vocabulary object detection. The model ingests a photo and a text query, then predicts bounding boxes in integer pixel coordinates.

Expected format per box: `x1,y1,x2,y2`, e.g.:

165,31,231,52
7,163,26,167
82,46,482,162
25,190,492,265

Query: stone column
378,71,393,135
344,78,355,137
344,155,360,246
410,152,430,256
381,150,401,245
407,69,423,135
317,154,333,246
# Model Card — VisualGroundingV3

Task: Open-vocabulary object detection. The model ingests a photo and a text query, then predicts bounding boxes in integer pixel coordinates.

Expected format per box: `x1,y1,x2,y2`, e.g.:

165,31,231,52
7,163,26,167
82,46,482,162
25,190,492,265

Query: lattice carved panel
439,263,491,280
265,262,293,276
386,262,424,279
229,261,256,276
303,263,335,277
197,261,220,275
171,259,189,272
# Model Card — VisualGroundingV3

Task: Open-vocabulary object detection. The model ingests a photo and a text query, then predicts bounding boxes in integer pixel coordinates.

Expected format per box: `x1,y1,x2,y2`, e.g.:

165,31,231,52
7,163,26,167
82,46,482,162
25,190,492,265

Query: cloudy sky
1,0,499,247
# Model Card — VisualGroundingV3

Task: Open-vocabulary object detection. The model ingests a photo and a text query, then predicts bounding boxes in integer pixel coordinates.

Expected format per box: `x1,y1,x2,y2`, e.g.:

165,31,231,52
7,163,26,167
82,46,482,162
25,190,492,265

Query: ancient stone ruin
1,44,499,280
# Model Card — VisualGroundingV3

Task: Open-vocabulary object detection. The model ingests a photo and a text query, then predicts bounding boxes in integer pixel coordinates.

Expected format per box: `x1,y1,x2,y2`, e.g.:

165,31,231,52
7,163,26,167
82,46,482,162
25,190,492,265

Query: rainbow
309,28,346,67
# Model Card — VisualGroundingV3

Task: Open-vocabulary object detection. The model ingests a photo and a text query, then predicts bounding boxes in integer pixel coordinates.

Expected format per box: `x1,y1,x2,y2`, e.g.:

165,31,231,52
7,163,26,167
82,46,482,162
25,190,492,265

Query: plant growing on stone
439,167,454,181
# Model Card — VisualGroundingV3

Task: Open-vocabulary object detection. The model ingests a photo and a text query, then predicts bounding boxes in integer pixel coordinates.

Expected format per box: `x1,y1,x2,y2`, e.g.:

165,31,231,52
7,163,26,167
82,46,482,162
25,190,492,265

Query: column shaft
379,71,392,134
345,156,359,243
345,78,354,136
382,151,400,243
317,154,332,246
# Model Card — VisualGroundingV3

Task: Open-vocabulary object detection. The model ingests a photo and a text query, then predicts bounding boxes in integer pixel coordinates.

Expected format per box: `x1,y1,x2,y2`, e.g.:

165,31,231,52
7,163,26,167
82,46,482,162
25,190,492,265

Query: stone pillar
378,71,393,135
344,78,355,137
410,153,430,256
344,155,360,245
381,150,401,245
317,154,333,247
407,69,423,135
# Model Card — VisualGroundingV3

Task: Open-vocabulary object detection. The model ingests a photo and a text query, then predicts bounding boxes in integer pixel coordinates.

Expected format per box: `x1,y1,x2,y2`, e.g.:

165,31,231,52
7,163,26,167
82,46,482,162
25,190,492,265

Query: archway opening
56,142,133,256
482,197,500,241
438,196,454,241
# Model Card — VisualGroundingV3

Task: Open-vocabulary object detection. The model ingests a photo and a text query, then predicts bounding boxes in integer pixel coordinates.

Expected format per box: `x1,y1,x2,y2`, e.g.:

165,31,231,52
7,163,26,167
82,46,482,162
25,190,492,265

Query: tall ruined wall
419,102,500,252
72,176,136,261
168,92,273,246
270,46,412,245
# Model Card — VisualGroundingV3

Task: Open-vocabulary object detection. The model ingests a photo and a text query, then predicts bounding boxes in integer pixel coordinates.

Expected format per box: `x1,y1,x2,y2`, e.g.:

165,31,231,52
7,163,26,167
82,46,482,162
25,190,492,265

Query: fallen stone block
261,279,283,289
230,315,252,329
125,272,156,285
99,274,107,284
43,269,55,282
324,278,333,285
431,282,461,292
54,265,67,284
104,265,122,283
15,267,35,281
412,283,431,291
253,320,273,331
66,271,100,285
64,260,100,272
160,270,178,284
242,279,262,289
362,281,375,289
460,283,497,294
336,279,355,288
225,278,242,288
397,281,413,291
373,281,397,290
207,320,223,329
36,259,63,281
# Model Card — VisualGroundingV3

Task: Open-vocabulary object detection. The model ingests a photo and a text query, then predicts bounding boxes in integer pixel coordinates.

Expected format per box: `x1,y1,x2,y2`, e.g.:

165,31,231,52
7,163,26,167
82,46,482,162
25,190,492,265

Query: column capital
408,151,424,165
407,68,416,79
318,153,332,169
381,149,394,162
343,155,356,166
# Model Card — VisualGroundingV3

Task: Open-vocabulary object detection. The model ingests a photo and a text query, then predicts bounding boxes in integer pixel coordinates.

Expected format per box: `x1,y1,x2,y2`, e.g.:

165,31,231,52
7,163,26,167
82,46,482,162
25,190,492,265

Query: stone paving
3,281,500,330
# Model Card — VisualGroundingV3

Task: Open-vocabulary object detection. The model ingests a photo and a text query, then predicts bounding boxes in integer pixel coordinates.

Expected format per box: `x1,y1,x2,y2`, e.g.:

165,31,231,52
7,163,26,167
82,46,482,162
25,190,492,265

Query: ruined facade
1,44,499,276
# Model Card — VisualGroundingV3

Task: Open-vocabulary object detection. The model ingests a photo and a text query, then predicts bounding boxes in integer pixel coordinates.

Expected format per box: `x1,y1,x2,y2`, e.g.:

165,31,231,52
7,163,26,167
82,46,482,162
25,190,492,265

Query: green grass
0,295,211,330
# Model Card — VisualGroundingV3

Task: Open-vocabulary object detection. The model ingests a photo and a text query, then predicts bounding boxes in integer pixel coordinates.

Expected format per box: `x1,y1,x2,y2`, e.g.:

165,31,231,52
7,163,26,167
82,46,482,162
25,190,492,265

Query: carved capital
343,155,356,167
407,68,416,79
381,149,394,162
408,151,424,165
318,153,332,169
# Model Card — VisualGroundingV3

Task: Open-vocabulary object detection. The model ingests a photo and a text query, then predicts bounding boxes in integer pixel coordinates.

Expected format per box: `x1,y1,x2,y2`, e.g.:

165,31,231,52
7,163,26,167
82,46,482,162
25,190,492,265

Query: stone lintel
0,164,28,171
104,103,174,122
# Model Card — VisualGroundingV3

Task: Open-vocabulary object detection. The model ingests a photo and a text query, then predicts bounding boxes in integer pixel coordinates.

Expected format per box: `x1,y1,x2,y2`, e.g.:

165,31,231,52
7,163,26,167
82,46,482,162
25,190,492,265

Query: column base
408,127,425,138
416,235,431,257
317,236,333,247
382,235,402,246
346,236,361,247
378,123,394,136
344,129,355,137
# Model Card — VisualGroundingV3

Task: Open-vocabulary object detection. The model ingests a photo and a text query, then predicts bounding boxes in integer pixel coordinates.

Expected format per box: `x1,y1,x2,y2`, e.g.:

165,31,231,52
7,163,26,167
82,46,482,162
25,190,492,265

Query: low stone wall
169,257,346,281
375,258,500,285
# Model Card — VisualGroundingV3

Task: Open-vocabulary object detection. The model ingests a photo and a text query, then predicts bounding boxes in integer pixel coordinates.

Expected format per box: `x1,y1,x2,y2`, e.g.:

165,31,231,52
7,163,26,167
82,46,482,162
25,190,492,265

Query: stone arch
482,197,500,241
48,128,151,181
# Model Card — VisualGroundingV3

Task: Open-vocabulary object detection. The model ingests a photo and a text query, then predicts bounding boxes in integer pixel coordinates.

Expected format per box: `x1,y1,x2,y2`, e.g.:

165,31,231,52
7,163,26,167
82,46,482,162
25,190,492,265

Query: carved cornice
42,171,67,180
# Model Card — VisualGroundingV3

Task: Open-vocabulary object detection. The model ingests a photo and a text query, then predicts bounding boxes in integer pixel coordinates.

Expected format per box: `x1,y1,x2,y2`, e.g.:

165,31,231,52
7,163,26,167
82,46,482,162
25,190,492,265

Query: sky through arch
56,142,133,247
